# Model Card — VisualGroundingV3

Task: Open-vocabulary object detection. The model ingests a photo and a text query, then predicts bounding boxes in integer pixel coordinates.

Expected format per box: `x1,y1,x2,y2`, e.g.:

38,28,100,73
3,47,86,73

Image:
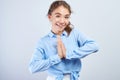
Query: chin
58,28,64,32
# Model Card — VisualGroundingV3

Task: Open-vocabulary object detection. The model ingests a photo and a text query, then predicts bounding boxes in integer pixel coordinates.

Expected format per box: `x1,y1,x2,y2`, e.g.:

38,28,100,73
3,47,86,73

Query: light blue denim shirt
29,28,99,80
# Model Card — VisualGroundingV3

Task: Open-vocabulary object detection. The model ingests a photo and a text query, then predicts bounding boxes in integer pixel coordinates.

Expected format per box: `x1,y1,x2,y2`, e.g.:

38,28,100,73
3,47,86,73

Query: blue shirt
29,28,99,80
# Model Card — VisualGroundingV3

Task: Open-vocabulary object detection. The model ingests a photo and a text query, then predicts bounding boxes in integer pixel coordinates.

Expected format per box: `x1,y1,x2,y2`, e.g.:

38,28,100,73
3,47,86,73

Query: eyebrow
55,12,70,16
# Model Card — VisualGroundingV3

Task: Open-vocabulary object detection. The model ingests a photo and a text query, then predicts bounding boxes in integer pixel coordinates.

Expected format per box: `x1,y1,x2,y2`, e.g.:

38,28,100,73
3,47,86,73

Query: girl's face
48,6,70,35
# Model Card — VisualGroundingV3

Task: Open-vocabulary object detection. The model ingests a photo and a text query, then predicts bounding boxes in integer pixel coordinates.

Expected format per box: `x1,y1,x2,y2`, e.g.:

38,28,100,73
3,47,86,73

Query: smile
56,23,66,28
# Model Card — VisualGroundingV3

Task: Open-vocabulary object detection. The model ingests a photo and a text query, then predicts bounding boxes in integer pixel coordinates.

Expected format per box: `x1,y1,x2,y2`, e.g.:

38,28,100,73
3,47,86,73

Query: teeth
56,23,65,27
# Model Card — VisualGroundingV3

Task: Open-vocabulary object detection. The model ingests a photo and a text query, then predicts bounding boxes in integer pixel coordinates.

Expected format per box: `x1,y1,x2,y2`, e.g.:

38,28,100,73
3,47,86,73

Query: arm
29,40,61,73
66,29,99,59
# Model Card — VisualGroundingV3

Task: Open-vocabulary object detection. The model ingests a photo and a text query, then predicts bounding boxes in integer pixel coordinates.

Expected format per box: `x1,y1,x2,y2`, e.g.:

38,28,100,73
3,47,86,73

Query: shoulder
36,34,49,48
70,27,82,36
70,27,88,40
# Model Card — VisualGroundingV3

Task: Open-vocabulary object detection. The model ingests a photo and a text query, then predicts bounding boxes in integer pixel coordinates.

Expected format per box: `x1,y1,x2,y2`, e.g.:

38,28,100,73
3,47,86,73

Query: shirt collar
48,30,68,38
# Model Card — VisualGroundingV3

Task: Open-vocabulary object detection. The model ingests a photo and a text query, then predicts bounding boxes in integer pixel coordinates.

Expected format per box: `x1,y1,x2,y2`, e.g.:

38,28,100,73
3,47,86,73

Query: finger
57,46,63,58
57,35,62,45
61,42,66,58
57,41,63,58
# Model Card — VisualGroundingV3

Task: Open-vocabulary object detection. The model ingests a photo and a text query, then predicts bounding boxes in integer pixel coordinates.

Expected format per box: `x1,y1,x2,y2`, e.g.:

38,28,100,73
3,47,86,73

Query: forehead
51,6,70,15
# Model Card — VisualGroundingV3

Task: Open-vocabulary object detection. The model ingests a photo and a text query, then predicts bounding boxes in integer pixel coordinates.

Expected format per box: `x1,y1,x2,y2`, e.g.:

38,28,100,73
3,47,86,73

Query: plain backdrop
0,0,120,80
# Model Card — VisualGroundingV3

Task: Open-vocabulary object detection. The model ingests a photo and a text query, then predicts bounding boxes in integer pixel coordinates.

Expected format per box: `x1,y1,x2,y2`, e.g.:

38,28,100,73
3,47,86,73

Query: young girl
29,0,99,80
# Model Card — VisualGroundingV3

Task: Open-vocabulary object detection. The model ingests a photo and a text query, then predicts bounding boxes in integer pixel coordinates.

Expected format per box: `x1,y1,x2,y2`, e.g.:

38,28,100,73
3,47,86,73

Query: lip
56,23,65,28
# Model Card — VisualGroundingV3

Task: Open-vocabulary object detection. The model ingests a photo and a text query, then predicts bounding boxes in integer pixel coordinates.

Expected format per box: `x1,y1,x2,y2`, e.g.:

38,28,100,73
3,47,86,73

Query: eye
65,16,70,19
55,15,60,18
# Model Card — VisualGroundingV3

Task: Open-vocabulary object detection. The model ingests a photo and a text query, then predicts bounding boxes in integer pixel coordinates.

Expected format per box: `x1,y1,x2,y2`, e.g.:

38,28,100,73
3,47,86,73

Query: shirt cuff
49,55,61,65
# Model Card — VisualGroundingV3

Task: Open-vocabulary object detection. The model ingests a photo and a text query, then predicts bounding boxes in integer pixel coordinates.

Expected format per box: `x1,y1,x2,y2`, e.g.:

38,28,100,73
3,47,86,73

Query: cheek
49,16,57,23
66,20,70,25
51,18,58,24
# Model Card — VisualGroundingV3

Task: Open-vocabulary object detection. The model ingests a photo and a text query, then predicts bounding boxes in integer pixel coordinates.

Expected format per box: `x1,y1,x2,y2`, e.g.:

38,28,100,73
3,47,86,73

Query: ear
48,14,51,20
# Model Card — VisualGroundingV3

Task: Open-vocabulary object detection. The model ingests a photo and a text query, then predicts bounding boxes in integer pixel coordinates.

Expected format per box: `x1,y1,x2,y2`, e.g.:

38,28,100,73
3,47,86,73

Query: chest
44,36,78,57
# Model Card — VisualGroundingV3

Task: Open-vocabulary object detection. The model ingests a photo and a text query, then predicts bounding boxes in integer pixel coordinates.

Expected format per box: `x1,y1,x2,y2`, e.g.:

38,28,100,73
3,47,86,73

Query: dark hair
47,0,73,35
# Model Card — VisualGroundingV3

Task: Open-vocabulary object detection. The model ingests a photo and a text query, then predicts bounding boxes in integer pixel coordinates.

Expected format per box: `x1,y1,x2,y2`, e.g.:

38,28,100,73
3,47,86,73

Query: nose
60,17,65,24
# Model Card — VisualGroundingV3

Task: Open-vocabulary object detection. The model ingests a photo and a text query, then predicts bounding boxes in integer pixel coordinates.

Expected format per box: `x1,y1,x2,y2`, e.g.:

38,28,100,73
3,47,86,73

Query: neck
51,30,63,36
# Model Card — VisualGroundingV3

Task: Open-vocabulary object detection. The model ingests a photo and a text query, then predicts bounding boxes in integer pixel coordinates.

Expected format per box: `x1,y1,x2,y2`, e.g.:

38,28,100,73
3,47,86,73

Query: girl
29,0,99,80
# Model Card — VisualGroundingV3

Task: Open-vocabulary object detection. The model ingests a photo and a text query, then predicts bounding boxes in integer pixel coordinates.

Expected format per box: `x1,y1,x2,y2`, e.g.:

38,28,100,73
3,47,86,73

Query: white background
0,0,120,80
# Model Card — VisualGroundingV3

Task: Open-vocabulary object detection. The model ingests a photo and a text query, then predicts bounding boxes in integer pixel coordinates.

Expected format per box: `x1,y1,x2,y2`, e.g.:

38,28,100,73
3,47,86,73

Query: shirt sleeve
66,28,99,60
29,39,61,73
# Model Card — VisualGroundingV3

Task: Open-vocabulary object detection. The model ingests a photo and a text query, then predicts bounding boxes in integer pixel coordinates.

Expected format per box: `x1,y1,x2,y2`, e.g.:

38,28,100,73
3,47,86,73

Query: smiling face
48,6,70,35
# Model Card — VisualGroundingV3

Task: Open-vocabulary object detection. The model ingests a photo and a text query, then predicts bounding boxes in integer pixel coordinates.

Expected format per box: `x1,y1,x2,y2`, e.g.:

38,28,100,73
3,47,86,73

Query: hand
57,35,66,58
57,35,63,58
61,40,66,58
